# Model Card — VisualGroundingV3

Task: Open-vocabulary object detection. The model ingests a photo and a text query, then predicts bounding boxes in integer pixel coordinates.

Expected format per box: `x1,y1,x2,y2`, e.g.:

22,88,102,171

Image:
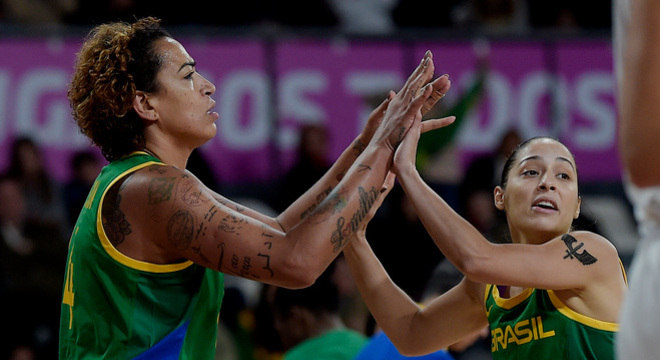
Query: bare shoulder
106,163,216,262
563,231,619,256
561,231,623,276
121,164,210,207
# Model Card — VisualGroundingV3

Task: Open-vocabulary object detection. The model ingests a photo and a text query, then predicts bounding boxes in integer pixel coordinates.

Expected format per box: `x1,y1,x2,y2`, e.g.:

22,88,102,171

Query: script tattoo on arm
330,186,380,252
102,180,132,247
562,234,598,265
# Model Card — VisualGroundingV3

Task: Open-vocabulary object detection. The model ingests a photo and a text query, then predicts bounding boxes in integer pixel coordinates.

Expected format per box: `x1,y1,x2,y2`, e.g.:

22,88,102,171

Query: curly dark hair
68,17,170,161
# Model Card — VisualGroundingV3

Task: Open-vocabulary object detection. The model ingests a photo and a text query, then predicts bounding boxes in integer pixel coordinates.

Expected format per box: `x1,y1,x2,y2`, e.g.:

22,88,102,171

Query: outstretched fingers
420,74,451,116
399,51,435,103
421,116,456,133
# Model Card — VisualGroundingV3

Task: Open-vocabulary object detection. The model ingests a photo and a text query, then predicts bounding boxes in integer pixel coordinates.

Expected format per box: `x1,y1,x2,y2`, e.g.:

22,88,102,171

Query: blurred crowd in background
0,0,611,36
0,1,632,360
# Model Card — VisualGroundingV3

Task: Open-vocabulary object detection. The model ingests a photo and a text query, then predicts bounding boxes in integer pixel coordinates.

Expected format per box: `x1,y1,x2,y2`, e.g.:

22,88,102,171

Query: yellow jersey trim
492,285,534,309
546,290,619,331
96,160,194,273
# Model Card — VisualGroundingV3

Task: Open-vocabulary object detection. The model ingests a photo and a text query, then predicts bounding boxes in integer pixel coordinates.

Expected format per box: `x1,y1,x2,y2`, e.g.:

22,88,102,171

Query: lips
207,99,216,114
532,198,557,211
207,100,219,120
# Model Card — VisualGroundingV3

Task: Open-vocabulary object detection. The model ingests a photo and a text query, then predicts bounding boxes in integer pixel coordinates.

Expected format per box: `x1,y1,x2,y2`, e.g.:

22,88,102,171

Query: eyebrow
178,61,196,73
519,155,576,170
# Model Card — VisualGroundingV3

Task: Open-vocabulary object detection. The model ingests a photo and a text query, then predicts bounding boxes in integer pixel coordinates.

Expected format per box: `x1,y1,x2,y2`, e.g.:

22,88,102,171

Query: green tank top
59,152,225,359
484,284,617,360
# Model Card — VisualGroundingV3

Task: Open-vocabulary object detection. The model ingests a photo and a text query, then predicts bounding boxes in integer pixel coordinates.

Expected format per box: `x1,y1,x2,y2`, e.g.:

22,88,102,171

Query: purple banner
0,37,619,184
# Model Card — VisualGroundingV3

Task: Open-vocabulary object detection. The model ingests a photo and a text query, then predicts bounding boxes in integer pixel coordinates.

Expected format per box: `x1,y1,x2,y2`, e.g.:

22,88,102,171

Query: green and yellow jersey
59,152,224,359
485,284,618,360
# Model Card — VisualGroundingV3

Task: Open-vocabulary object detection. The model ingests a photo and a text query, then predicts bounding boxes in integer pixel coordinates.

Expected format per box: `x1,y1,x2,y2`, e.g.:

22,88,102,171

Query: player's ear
494,186,505,211
133,90,158,122
574,195,581,219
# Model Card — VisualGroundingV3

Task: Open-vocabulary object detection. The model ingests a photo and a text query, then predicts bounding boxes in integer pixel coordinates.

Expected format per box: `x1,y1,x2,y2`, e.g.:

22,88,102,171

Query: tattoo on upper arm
218,214,247,235
167,209,195,250
562,234,598,265
217,238,275,279
102,181,132,246
148,165,167,175
257,241,274,277
179,178,207,206
148,177,177,205
225,253,259,279
194,205,219,240
191,245,211,264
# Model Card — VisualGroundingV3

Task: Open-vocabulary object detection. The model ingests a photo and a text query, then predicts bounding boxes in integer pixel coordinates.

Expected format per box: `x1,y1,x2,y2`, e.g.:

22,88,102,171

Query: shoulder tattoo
561,234,598,265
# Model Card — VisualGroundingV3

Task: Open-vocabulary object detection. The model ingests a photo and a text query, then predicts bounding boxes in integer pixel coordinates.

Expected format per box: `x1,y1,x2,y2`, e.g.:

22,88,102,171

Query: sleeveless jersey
485,284,618,359
59,152,225,359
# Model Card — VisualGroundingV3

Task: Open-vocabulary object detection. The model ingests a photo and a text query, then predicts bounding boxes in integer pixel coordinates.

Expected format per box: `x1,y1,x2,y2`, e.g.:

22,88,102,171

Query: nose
200,74,216,96
538,174,556,191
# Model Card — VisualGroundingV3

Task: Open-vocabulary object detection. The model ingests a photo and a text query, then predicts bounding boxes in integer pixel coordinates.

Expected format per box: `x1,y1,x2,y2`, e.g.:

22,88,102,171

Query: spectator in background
366,185,445,303
186,147,221,191
525,0,611,30
326,0,398,35
0,173,68,359
265,0,338,29
2,0,76,26
6,136,69,237
274,123,331,212
270,260,368,360
458,128,521,243
63,0,137,25
63,150,102,228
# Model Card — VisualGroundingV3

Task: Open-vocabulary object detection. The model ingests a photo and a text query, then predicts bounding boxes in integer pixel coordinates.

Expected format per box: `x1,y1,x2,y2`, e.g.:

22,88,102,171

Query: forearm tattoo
330,186,379,252
352,139,367,157
307,187,349,224
102,179,132,246
300,186,333,220
562,234,597,265
357,164,371,172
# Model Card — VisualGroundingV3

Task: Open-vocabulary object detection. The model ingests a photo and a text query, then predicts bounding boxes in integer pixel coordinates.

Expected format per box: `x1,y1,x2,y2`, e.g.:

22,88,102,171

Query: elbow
391,337,440,358
275,254,323,289
453,252,491,283
396,344,425,358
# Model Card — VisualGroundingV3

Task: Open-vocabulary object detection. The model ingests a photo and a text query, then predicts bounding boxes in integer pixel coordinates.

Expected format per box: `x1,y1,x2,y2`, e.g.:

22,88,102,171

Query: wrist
396,164,419,184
